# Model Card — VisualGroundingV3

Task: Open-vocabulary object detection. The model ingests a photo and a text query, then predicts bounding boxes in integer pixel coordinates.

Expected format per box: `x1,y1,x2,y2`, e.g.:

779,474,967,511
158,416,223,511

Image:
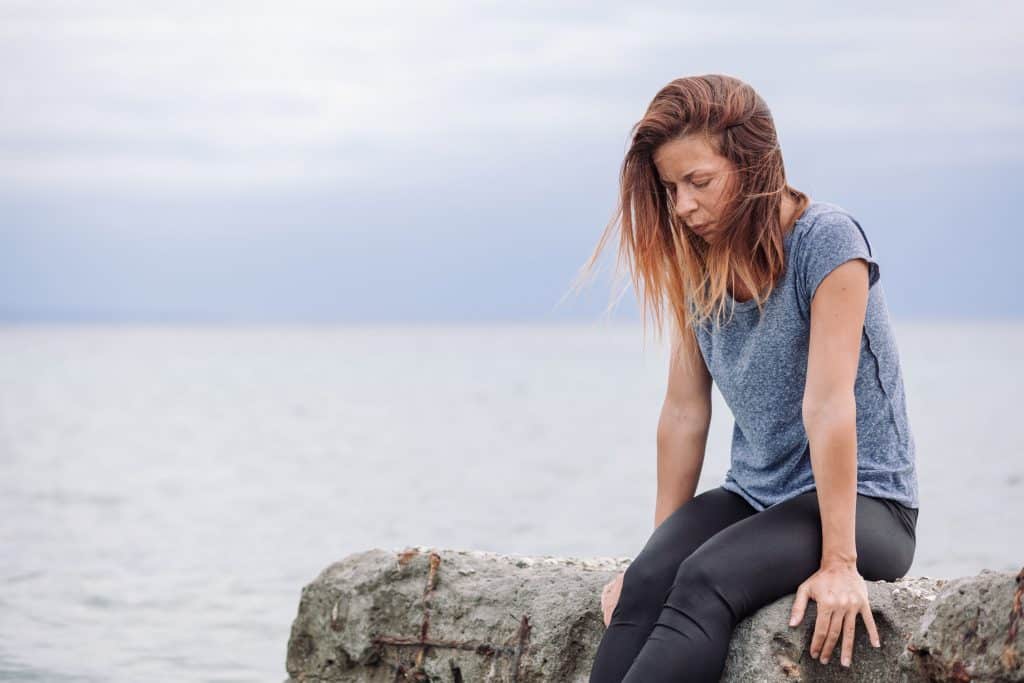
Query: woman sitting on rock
578,73,920,682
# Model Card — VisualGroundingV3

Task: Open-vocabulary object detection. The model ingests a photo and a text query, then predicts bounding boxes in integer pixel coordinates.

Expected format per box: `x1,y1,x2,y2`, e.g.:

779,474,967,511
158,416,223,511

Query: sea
1,322,1021,682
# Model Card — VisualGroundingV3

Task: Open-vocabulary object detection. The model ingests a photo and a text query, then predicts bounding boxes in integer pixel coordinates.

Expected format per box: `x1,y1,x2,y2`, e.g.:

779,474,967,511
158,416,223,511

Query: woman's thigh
614,486,756,617
667,490,918,619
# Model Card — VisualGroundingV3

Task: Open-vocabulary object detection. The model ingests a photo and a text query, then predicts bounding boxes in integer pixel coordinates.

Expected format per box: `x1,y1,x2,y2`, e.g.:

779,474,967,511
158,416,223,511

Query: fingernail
842,657,850,667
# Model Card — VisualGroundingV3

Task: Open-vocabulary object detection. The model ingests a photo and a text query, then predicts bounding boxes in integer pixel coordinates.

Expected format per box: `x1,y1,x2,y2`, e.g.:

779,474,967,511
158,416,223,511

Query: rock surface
899,567,1024,682
285,546,1022,682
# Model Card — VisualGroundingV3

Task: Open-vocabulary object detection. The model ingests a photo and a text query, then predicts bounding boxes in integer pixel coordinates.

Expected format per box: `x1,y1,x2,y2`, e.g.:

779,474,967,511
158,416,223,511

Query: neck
781,193,806,234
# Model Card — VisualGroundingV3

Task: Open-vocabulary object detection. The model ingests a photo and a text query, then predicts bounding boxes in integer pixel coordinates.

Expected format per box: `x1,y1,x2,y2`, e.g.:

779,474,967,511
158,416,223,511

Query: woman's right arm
654,326,713,529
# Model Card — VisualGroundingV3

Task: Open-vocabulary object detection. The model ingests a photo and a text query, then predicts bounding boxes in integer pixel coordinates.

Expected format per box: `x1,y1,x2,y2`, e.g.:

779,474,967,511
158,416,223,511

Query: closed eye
661,179,711,190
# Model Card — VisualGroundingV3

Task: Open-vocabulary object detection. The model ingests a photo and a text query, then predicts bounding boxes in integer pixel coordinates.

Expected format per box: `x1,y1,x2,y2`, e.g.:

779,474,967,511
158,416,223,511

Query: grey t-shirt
692,200,919,511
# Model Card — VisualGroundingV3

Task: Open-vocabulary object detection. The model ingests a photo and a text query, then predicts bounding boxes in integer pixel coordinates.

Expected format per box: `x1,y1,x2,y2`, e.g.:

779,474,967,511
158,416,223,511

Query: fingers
861,604,881,648
600,573,625,627
809,607,832,660
839,610,857,667
788,582,809,626
819,607,845,664
815,605,880,667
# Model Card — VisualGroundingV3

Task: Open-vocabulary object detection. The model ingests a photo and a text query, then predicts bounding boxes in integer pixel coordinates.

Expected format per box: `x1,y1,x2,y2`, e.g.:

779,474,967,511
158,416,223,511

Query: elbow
801,390,856,433
656,419,711,450
656,419,711,456
659,399,711,436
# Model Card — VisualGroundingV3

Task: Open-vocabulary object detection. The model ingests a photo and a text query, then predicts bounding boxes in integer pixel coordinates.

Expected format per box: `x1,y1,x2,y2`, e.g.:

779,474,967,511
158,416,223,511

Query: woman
577,74,920,682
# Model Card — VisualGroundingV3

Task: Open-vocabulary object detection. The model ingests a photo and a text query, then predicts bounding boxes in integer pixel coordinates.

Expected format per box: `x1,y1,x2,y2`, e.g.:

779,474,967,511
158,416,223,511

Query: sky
1,1,1021,323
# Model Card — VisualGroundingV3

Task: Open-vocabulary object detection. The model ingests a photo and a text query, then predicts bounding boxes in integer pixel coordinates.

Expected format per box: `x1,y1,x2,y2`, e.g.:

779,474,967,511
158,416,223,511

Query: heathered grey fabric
691,200,919,511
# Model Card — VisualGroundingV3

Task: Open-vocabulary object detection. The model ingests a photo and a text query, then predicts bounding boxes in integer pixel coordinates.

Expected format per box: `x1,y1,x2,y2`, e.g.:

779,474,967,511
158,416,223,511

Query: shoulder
794,202,874,257
792,202,880,307
795,201,863,238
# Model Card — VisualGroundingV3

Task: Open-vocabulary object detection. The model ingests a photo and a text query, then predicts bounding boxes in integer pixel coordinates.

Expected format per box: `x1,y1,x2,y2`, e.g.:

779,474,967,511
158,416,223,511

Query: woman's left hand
787,562,881,668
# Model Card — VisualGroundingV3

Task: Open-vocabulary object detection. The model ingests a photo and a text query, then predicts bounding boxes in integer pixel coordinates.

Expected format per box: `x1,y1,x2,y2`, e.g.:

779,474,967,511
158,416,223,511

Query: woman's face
653,134,736,243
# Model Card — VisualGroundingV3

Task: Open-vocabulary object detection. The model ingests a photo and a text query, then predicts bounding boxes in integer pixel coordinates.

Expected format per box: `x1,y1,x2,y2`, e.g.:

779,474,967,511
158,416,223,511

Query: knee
671,554,719,592
616,555,671,614
666,555,743,624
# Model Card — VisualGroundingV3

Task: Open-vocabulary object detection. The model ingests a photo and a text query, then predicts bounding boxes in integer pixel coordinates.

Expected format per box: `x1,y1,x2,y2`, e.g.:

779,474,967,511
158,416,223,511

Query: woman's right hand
600,571,626,626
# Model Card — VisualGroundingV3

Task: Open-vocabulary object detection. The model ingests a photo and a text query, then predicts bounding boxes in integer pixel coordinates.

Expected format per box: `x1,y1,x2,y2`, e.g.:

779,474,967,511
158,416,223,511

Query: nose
672,186,699,220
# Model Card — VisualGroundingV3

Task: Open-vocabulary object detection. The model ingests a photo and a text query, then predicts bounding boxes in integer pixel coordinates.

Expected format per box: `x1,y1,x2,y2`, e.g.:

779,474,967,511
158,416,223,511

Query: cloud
0,1,1020,192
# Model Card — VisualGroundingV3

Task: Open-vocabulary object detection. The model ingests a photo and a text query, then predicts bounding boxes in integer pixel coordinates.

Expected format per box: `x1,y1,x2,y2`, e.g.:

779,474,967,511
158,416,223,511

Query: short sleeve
796,211,880,310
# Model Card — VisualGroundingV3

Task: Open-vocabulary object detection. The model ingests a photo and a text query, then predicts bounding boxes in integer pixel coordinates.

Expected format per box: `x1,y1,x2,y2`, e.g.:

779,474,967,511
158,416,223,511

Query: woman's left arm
787,257,882,668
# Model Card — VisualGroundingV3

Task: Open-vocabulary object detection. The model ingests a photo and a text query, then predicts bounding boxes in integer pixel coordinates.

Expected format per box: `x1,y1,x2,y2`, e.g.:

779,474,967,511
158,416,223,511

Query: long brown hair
566,73,809,371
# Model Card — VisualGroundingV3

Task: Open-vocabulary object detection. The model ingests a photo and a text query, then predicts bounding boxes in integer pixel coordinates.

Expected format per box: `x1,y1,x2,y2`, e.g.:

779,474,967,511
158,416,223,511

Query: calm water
2,322,1021,682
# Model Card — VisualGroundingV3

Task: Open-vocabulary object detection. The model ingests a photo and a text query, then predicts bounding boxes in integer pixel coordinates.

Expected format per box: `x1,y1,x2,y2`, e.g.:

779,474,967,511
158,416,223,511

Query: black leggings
588,486,918,682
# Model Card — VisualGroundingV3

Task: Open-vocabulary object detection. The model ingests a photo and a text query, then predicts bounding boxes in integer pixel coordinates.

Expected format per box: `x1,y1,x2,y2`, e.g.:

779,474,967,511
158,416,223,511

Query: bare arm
802,258,871,568
654,325,712,529
787,258,881,668
804,401,858,566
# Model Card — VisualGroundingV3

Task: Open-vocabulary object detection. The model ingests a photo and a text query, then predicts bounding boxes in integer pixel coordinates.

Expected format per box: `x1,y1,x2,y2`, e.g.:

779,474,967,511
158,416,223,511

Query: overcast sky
1,1,1020,323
